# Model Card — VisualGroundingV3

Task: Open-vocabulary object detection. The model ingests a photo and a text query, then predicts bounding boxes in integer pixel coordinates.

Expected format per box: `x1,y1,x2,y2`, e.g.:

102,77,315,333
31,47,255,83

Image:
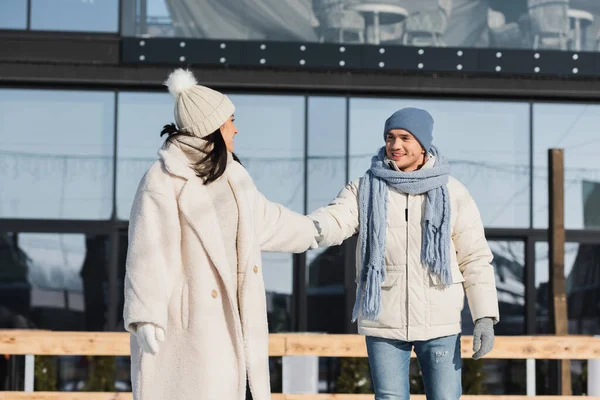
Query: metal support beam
292,253,307,332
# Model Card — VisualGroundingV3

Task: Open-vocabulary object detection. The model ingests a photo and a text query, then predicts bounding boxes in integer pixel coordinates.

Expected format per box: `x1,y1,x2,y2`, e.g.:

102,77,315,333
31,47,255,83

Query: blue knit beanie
383,107,434,152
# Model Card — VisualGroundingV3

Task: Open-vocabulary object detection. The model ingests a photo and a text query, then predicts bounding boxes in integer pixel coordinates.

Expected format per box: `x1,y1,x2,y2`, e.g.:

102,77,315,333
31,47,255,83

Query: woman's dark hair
161,123,241,184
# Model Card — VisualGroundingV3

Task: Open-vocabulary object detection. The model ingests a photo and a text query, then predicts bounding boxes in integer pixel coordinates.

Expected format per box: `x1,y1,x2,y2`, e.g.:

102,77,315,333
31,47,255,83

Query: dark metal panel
122,37,244,67
0,219,127,233
240,41,362,70
344,235,358,334
292,252,307,332
361,45,480,73
525,236,536,334
0,31,120,64
531,50,596,77
8,60,600,102
119,37,600,80
478,49,535,75
412,47,479,74
107,230,120,331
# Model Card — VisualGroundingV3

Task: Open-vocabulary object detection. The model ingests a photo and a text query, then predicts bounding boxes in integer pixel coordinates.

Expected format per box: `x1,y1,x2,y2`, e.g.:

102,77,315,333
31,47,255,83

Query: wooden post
548,148,571,395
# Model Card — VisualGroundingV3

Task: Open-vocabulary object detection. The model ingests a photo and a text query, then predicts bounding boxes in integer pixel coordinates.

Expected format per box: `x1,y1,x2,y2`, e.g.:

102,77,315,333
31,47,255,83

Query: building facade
1,0,600,395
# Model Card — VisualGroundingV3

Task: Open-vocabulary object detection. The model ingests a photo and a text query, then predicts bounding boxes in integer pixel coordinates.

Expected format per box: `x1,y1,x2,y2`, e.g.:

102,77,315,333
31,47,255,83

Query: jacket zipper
405,194,409,340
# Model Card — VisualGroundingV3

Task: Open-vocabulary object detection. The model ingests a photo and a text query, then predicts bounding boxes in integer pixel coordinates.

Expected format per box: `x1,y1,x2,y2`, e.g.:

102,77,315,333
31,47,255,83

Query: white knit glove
135,323,165,355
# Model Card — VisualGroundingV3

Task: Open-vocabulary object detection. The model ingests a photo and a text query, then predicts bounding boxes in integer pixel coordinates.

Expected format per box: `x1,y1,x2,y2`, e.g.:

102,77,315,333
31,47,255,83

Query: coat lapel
158,144,235,298
227,162,254,277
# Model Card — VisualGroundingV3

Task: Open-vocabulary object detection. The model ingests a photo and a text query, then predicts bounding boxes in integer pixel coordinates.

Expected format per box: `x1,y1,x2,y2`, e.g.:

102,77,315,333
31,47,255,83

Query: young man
310,107,500,400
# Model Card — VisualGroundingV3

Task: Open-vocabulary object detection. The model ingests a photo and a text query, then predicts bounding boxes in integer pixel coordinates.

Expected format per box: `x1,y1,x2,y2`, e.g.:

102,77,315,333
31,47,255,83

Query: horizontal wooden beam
1,331,599,360
0,331,130,356
2,393,600,400
281,334,600,360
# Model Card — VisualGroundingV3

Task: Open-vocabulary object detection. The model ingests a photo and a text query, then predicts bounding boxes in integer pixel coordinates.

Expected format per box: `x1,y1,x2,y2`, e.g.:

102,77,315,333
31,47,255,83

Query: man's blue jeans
365,334,462,400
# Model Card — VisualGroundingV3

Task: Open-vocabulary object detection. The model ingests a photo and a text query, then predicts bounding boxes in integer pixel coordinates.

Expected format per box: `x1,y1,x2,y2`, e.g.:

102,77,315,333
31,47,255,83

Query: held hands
135,323,165,355
310,219,324,249
472,317,495,360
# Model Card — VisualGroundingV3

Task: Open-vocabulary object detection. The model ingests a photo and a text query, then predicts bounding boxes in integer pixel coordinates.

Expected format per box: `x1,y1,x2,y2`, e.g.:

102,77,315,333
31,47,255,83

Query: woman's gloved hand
135,323,165,355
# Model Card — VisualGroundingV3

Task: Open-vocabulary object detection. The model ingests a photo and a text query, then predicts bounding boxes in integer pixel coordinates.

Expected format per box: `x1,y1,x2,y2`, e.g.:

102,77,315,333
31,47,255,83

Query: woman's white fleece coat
123,143,316,400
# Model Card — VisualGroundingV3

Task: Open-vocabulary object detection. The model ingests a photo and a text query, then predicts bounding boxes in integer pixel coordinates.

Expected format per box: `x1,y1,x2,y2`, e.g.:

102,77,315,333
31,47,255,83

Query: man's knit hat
384,107,434,152
164,68,235,138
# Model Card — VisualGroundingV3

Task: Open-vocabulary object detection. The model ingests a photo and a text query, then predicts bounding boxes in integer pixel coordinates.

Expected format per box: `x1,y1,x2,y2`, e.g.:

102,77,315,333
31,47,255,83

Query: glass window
307,96,347,213
457,240,526,395
232,94,306,331
306,96,348,333
534,241,599,335
231,94,305,213
533,103,600,229
0,232,110,331
460,240,525,336
120,0,315,40
30,0,119,32
0,0,27,29
0,89,115,220
116,92,173,220
534,240,593,396
349,98,530,228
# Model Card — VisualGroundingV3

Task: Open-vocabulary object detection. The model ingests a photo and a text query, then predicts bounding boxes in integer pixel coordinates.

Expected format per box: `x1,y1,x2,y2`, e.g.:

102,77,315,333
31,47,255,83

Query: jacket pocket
428,264,465,326
428,263,465,286
181,283,189,329
359,269,405,329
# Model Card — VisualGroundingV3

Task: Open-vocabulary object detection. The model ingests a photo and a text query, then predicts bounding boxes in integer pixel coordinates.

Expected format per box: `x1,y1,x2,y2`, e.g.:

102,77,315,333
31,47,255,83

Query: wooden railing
1,330,600,399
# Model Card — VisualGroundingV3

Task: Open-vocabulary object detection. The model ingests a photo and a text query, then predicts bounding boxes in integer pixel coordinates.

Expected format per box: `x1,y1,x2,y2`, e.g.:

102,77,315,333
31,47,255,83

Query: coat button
253,265,259,273
211,290,218,298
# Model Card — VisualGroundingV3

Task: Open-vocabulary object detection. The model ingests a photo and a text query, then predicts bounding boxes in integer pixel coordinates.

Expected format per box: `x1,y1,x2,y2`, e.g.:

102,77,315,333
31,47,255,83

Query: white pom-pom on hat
164,68,198,98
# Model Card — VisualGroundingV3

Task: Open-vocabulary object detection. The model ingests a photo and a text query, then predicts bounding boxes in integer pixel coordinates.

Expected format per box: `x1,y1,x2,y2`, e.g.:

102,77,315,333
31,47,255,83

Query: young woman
123,68,317,400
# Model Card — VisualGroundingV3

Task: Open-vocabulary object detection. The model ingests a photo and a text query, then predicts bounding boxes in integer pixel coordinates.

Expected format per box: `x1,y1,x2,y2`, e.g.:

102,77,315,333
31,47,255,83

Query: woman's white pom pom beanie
164,68,235,138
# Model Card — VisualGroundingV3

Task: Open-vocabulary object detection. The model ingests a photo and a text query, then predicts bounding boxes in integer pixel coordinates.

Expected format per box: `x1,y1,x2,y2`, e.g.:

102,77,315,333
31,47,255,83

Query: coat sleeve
308,180,360,247
452,187,500,324
255,189,317,253
123,188,181,334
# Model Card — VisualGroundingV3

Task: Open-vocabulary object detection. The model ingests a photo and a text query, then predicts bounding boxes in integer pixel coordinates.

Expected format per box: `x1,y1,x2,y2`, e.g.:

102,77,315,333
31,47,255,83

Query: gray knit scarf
352,146,451,322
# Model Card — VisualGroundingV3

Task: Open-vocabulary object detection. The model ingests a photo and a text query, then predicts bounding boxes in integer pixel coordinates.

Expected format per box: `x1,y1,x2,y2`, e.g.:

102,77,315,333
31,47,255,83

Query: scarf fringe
352,266,384,322
422,221,452,286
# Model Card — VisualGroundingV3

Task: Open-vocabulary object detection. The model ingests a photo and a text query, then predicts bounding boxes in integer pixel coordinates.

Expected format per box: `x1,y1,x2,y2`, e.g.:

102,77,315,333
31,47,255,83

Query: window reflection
233,94,306,331
306,97,348,333
116,92,173,220
231,94,305,212
534,241,600,335
30,0,119,32
0,232,110,331
533,103,600,229
461,240,525,336
0,0,27,29
459,240,525,395
349,98,530,228
534,241,598,395
0,232,119,391
0,90,114,220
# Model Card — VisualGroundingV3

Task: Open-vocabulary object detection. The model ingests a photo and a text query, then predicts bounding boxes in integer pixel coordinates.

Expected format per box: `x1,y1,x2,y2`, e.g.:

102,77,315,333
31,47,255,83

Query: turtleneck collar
172,134,233,174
